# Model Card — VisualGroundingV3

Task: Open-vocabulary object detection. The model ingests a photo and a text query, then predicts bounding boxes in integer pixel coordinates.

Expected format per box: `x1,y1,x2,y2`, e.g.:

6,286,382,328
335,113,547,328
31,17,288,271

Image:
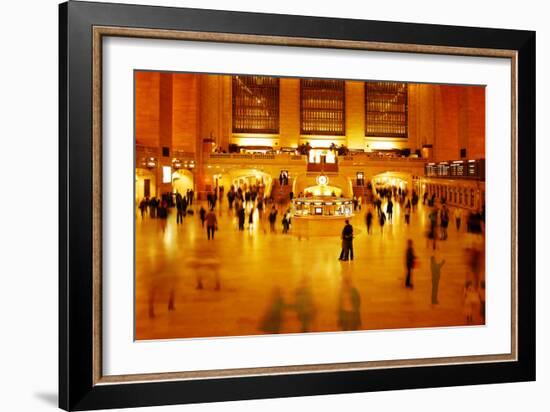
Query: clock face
317,174,328,186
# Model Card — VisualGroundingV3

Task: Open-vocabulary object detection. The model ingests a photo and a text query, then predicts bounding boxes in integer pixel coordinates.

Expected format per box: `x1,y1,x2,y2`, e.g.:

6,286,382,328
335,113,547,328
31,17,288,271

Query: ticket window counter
293,198,353,217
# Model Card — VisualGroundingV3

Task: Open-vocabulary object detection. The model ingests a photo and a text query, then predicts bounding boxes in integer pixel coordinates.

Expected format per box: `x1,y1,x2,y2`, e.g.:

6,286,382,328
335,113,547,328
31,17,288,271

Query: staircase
271,180,293,204
353,185,374,203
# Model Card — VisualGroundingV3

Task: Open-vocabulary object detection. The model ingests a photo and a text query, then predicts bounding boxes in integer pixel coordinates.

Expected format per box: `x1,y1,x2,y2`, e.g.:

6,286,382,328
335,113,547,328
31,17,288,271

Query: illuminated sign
162,166,172,183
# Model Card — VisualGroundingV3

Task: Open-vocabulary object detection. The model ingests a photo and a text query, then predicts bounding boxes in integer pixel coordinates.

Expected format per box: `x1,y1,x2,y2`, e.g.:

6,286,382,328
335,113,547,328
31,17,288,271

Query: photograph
134,72,487,340
0,0,541,411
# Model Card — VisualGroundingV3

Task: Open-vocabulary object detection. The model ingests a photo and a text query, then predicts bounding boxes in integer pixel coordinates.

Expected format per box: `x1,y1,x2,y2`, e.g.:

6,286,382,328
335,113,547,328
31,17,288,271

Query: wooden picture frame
59,1,535,410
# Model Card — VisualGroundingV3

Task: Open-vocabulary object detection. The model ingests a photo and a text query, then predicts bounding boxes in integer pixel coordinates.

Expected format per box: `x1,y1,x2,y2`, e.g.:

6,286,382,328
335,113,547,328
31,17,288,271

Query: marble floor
135,199,485,340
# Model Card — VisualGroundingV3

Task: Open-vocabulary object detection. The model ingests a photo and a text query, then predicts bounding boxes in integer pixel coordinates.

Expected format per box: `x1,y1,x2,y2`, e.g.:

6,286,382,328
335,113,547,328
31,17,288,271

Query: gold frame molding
92,26,518,386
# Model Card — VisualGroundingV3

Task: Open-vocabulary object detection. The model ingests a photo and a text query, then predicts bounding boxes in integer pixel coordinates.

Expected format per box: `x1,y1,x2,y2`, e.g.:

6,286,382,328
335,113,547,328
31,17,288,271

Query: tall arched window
300,78,345,135
365,81,408,138
232,75,279,134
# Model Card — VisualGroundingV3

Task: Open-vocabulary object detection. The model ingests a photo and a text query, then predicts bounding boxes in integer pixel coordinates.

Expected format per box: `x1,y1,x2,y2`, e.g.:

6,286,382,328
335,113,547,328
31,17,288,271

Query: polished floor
135,198,485,340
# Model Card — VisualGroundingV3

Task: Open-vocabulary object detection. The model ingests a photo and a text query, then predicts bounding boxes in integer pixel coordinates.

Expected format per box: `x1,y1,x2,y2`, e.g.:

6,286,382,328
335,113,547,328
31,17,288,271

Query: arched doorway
220,169,274,197
135,168,156,203
171,169,194,195
370,171,411,194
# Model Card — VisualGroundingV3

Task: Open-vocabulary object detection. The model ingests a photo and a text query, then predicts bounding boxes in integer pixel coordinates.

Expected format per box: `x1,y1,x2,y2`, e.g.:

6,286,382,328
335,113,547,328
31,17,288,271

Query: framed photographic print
59,1,536,410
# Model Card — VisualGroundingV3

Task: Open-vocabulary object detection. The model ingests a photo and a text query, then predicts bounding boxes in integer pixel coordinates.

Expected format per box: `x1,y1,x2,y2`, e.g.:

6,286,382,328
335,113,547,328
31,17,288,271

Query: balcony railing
207,152,307,164
339,152,426,166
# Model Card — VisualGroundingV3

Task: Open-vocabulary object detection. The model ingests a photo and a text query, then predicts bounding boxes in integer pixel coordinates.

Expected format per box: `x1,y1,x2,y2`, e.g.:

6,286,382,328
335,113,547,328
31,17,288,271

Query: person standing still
339,220,354,261
206,208,217,240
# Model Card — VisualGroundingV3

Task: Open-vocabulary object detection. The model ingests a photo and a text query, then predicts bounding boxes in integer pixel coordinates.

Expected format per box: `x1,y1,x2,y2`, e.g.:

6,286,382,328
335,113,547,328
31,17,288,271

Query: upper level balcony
206,152,307,166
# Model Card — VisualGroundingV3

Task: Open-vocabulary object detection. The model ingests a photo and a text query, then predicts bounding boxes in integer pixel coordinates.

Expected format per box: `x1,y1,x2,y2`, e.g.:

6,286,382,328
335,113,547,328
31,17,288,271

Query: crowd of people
138,181,486,328
335,184,486,324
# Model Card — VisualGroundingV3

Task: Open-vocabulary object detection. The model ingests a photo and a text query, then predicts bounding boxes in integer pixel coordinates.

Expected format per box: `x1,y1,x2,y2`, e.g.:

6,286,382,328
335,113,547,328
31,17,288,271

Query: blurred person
199,205,206,228
386,198,394,223
259,287,286,334
248,206,254,229
405,239,416,289
338,277,361,331
294,277,316,333
282,209,291,233
430,255,446,304
427,206,438,250
149,196,158,218
466,247,482,288
440,204,449,240
175,193,185,224
464,281,480,324
379,210,386,235
412,190,419,211
139,198,147,219
268,206,278,232
404,198,411,225
365,208,373,234
188,253,221,291
158,198,168,233
238,205,246,231
454,207,463,231
206,208,217,240
227,186,235,209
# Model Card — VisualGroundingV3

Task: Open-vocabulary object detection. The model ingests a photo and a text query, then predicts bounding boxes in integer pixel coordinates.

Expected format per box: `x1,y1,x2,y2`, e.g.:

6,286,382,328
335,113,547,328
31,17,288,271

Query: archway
370,171,411,194
219,168,274,197
172,169,194,195
135,168,156,203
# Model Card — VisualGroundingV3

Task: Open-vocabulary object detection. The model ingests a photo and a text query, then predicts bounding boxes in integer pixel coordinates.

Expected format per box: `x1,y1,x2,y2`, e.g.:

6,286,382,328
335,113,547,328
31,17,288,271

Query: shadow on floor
34,392,58,407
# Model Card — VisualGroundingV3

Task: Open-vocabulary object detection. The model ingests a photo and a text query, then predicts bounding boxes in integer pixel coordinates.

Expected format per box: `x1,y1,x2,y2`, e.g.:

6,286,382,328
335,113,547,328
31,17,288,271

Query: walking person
440,205,449,240
379,211,386,235
338,277,361,331
248,206,254,229
464,281,480,324
268,206,278,233
454,207,462,231
427,207,438,250
386,199,393,223
281,209,291,233
405,239,416,289
404,199,411,225
199,205,206,228
205,208,217,240
294,278,316,333
365,209,373,234
238,205,246,231
259,287,286,334
175,193,184,224
139,198,147,219
430,256,446,304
